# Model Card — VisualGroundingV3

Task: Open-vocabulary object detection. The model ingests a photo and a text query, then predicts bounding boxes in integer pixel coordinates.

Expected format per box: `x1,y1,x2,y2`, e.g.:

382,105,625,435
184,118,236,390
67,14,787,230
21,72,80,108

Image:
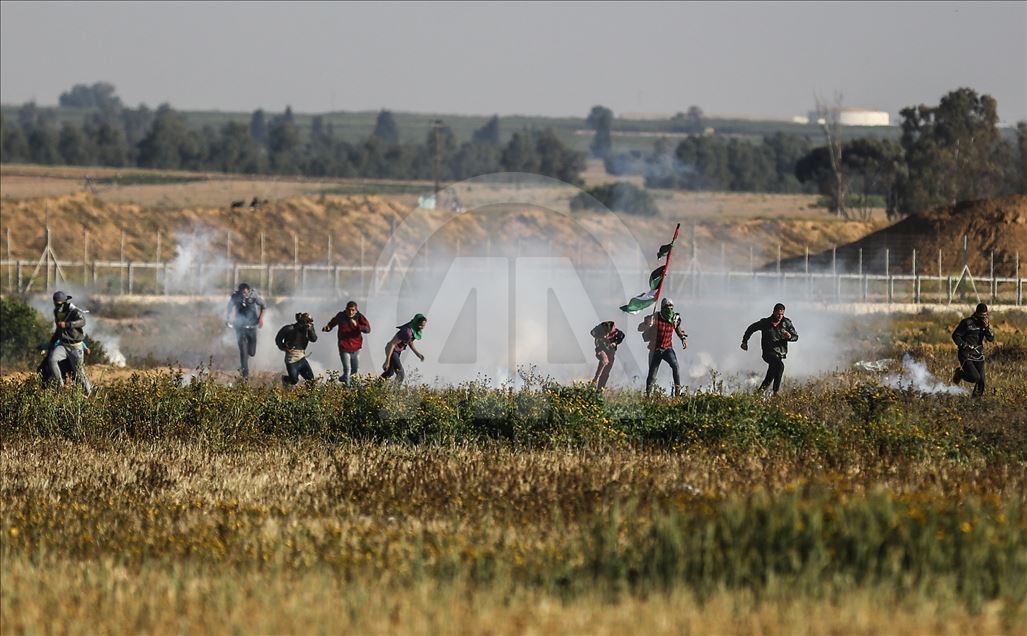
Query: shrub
570,182,660,216
0,296,50,371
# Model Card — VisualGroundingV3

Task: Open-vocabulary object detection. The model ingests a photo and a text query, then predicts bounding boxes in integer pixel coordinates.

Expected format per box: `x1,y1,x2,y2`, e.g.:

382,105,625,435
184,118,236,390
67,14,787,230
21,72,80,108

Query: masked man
951,303,995,397
47,291,92,395
643,298,688,396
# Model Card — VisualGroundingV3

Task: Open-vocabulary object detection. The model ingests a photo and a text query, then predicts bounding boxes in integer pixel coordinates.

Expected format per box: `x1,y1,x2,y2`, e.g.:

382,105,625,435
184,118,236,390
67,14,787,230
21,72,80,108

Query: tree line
596,88,1026,218
0,83,585,184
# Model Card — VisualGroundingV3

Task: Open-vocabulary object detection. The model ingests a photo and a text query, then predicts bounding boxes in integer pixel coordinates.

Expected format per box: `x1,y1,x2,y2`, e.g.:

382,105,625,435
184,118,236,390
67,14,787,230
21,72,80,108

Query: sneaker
950,367,962,385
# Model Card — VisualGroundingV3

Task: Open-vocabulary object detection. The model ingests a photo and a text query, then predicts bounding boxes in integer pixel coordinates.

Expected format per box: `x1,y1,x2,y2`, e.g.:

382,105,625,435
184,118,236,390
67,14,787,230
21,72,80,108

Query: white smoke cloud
882,354,967,395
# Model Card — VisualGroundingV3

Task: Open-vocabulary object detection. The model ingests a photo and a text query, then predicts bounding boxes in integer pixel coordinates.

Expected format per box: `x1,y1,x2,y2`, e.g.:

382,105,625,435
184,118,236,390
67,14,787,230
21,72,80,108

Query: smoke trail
882,354,967,395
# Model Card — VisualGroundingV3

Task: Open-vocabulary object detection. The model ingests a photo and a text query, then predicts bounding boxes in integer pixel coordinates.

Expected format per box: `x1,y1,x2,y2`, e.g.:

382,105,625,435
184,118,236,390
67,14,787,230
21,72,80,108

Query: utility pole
432,119,444,198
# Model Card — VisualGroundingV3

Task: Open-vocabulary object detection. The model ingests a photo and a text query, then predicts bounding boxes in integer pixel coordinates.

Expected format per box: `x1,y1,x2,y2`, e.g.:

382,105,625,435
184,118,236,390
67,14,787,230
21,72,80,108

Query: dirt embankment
1,192,881,269
777,195,1027,276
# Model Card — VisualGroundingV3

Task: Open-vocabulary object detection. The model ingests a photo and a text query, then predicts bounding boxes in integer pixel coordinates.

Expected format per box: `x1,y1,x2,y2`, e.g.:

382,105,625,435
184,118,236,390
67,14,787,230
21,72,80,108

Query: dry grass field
1,311,1025,634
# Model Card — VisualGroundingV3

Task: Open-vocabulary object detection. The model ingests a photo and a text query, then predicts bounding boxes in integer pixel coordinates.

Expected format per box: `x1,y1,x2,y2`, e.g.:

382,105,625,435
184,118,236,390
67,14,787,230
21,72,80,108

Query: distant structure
620,112,676,121
803,108,891,127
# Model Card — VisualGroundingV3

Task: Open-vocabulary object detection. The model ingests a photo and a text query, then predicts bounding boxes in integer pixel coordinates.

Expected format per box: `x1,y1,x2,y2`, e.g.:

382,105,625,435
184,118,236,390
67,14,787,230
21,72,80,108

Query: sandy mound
777,195,1027,276
2,192,880,270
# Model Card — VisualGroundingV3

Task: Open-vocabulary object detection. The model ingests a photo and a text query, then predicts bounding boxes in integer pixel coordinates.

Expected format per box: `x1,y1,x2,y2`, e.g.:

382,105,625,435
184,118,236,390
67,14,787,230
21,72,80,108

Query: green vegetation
0,295,49,370
2,84,584,183
1,310,1025,632
571,182,660,216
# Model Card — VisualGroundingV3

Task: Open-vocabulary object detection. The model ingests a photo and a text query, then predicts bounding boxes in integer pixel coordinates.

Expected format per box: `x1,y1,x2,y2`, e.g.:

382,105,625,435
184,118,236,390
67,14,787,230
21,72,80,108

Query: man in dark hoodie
276,312,318,386
741,303,798,396
47,291,92,395
323,300,371,386
225,282,266,378
951,303,995,397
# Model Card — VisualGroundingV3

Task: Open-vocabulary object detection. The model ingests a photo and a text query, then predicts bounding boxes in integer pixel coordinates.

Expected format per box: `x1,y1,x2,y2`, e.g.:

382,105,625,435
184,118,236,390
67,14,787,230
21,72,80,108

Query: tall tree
1,115,29,163
813,93,848,217
212,121,265,173
535,129,584,184
268,117,301,174
372,110,400,145
471,115,501,145
586,105,614,130
27,121,61,165
501,131,540,173
249,109,268,145
896,88,1007,215
686,105,704,134
588,106,613,159
58,82,123,114
58,123,94,166
136,104,201,169
841,138,904,220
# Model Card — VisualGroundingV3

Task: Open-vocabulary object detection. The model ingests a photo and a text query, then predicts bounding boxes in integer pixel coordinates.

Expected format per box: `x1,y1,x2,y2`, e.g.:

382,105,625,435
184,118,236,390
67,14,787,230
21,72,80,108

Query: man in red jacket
322,301,371,386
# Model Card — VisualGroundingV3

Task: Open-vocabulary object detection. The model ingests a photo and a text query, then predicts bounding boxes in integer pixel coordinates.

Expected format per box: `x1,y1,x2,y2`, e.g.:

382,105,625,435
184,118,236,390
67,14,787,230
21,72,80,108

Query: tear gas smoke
882,355,967,395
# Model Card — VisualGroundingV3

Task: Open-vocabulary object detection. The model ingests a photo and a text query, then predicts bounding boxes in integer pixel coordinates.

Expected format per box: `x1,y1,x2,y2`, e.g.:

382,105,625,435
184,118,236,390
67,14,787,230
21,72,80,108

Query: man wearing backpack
275,312,318,386
590,321,625,390
47,291,92,395
642,298,688,397
225,282,266,378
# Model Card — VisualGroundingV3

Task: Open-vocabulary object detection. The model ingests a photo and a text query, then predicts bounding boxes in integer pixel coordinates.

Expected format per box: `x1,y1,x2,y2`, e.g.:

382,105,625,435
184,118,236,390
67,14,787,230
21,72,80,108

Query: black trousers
957,357,986,396
283,357,314,385
236,327,258,377
759,352,785,394
381,350,405,384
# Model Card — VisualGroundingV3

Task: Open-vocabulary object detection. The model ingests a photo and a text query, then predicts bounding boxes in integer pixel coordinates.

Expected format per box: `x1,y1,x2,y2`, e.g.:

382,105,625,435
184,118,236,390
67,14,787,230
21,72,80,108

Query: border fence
0,227,1022,306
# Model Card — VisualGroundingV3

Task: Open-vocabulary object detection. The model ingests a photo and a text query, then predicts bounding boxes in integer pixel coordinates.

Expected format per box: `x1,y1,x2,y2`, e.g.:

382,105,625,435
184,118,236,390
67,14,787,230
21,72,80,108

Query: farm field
2,311,1025,634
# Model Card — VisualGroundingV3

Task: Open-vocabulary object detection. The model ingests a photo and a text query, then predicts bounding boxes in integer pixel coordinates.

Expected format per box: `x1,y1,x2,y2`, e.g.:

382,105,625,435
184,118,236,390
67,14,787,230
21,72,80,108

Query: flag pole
651,223,681,315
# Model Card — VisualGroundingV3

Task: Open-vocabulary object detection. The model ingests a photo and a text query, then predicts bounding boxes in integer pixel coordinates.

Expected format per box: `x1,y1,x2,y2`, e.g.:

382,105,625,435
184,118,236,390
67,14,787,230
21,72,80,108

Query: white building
806,108,891,127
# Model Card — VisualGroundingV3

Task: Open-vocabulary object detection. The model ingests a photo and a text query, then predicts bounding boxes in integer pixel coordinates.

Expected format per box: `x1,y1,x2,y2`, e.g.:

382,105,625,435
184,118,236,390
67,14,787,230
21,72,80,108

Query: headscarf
659,298,677,324
398,313,427,340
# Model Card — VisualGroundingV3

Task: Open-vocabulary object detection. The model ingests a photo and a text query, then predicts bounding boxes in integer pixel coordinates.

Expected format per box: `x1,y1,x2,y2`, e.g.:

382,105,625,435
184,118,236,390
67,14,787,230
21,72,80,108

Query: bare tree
814,92,848,218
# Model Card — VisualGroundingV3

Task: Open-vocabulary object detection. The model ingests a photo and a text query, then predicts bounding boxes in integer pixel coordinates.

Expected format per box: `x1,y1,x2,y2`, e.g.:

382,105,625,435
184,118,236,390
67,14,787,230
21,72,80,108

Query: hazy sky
2,1,1025,121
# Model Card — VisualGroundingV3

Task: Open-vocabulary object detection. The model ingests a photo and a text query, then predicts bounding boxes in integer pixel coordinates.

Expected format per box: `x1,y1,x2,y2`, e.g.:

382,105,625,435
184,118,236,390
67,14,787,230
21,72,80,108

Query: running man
590,320,625,390
275,312,318,386
323,301,371,386
225,282,266,377
381,314,427,385
741,303,798,396
951,303,995,397
47,291,92,395
643,298,688,397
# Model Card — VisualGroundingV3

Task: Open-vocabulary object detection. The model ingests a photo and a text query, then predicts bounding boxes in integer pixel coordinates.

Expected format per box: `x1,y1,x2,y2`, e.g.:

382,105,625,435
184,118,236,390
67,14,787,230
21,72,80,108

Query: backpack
638,315,656,343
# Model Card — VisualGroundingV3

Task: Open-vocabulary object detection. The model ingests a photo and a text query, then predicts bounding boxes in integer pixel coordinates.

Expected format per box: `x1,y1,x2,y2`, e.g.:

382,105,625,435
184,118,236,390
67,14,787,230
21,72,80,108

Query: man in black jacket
47,291,92,395
225,283,266,378
741,303,798,395
951,303,995,397
276,312,318,386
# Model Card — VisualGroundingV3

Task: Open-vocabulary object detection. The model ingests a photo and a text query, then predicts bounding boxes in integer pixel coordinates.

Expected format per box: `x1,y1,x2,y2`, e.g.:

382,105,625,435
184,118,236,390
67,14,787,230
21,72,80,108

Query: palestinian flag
620,289,658,314
648,265,665,290
621,224,681,315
